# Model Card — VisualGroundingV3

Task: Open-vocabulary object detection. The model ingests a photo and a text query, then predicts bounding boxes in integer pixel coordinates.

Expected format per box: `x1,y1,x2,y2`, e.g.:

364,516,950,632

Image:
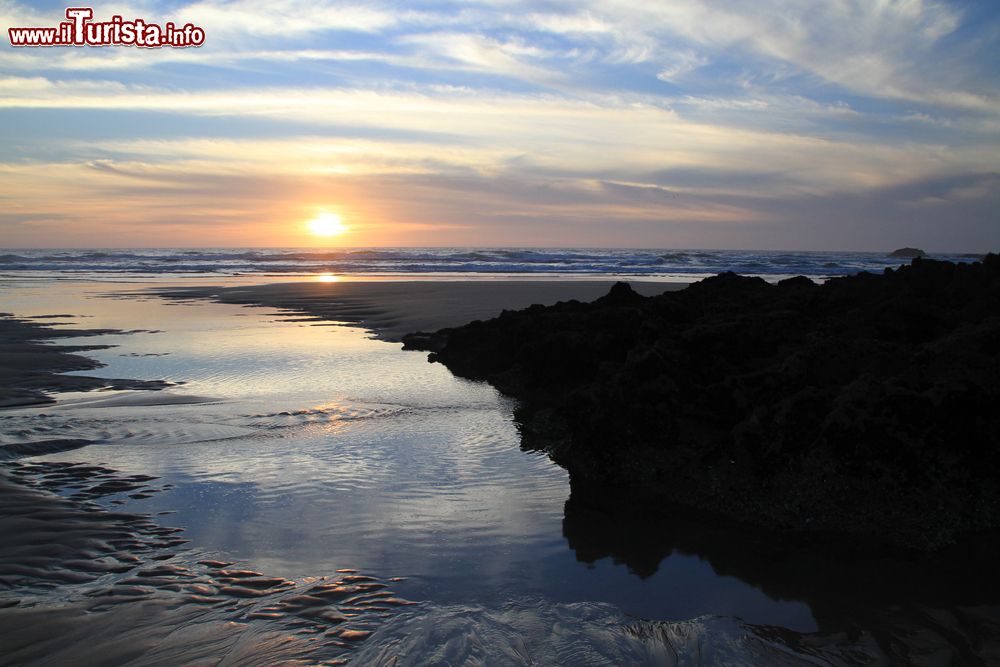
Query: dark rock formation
889,247,926,258
403,256,1000,550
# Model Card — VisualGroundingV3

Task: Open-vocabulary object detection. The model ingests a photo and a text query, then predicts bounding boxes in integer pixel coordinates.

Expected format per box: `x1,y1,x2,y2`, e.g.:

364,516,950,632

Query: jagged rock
404,255,1000,550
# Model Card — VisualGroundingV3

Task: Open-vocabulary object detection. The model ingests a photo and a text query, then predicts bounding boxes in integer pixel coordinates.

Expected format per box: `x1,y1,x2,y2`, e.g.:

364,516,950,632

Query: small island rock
889,247,926,258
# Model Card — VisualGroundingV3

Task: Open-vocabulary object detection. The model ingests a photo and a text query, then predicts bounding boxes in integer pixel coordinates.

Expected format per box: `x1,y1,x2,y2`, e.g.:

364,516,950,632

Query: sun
308,212,348,237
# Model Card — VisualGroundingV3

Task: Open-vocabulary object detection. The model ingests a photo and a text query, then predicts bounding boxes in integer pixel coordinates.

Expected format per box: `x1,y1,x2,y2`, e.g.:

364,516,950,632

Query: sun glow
308,212,348,237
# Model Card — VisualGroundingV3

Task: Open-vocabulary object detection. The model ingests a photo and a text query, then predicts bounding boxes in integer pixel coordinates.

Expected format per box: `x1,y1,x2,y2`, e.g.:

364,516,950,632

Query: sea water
0,246,978,282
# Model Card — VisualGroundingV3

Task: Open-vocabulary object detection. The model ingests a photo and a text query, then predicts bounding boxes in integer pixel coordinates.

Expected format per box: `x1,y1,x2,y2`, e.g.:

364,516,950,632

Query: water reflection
562,482,1000,657
0,280,838,635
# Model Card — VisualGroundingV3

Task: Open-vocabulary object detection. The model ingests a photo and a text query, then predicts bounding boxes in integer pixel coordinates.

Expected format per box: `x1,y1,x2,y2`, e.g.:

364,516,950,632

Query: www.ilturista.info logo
8,7,205,48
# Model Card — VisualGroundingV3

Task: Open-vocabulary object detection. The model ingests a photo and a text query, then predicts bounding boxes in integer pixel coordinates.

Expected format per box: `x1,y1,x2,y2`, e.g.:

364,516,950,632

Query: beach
4,0,998,660
2,271,999,664
150,279,684,340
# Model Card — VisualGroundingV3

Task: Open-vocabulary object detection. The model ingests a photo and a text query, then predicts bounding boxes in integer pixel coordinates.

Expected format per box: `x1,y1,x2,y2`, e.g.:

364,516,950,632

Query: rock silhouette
404,255,1000,550
889,247,926,258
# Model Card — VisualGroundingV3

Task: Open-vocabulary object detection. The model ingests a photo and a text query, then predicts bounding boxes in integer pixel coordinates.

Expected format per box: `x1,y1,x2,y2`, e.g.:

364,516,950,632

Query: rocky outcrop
403,255,1000,550
889,247,926,258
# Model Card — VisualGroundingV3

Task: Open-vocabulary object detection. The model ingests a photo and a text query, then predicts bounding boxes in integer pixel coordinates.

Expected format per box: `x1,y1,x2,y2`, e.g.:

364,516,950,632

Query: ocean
0,247,977,281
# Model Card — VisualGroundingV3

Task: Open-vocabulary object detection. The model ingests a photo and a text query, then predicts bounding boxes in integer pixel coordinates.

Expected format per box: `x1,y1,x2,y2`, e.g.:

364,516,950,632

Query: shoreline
146,279,688,342
0,315,171,411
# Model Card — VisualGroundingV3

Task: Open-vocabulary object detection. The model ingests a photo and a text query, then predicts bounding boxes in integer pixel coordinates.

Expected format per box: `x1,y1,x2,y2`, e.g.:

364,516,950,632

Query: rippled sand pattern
351,601,894,666
0,462,413,666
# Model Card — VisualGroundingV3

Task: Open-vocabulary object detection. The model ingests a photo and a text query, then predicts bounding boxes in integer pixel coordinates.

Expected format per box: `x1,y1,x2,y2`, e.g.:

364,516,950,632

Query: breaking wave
0,247,971,281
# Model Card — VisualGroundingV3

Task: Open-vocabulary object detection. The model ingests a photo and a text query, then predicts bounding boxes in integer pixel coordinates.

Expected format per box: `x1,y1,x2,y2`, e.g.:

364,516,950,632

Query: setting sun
308,212,348,237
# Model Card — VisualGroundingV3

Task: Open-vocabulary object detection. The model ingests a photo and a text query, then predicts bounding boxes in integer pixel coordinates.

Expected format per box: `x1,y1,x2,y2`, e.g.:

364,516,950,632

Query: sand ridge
145,280,686,341
0,315,172,408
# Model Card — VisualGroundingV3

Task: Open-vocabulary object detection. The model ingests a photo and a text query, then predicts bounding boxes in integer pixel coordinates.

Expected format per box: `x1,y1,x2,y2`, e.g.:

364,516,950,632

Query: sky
1,0,998,250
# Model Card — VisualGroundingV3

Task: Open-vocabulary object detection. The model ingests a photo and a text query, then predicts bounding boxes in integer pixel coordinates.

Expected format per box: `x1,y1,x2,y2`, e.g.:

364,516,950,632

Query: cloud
0,0,998,250
656,50,709,83
171,0,399,38
585,0,996,110
2,71,997,205
395,32,567,84
4,0,995,113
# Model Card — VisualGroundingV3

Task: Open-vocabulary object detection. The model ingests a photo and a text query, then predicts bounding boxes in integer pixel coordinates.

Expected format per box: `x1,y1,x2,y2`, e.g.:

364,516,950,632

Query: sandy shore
151,280,687,341
0,315,170,409
0,461,413,665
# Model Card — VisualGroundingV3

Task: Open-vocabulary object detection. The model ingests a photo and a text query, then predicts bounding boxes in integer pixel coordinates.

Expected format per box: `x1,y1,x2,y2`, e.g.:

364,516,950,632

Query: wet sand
0,315,170,409
0,461,413,666
0,303,420,664
149,280,686,341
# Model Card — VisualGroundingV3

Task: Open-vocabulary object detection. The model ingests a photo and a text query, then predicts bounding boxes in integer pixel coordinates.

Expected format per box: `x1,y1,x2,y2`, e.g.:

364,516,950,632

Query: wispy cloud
3,76,994,196
0,0,998,249
173,0,399,39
